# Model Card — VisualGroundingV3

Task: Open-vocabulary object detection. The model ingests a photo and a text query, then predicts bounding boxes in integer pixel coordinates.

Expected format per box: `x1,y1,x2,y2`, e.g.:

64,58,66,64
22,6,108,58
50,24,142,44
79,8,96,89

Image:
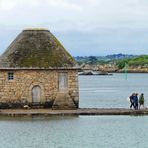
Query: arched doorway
32,85,41,103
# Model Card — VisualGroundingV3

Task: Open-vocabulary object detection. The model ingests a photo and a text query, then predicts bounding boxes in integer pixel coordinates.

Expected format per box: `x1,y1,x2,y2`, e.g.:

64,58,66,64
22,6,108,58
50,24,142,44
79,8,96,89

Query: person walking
139,93,144,109
135,93,139,110
133,93,138,110
129,93,134,109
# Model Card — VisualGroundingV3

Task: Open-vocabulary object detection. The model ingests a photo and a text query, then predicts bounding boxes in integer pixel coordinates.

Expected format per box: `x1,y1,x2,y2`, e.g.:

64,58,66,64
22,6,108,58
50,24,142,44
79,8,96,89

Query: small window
8,72,14,80
59,73,68,91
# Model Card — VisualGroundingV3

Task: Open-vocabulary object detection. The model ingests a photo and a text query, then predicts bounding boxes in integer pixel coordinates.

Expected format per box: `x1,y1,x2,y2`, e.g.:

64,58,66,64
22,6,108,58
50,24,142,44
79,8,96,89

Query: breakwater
0,108,148,116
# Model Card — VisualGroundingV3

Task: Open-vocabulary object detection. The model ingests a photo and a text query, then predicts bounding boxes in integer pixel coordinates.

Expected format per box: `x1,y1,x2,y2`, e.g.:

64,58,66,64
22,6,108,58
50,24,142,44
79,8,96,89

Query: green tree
88,56,98,64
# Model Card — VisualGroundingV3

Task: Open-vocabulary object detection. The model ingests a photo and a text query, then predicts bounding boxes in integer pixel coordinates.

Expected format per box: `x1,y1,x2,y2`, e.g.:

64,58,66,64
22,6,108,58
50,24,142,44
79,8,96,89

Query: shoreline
79,71,148,75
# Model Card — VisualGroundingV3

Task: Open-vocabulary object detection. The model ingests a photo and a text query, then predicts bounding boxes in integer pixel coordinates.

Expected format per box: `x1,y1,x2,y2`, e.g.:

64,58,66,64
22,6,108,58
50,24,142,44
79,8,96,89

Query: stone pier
0,108,148,116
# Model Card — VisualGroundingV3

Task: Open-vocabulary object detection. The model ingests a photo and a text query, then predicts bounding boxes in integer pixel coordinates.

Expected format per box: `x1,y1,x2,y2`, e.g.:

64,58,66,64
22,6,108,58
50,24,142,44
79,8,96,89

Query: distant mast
124,62,128,80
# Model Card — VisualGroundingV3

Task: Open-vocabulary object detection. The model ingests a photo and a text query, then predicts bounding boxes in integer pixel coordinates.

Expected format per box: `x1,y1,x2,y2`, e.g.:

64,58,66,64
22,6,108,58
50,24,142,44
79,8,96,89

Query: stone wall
0,69,79,109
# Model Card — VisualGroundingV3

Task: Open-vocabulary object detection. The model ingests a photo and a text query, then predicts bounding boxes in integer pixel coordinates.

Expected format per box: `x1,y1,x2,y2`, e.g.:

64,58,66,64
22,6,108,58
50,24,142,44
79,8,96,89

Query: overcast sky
0,0,148,56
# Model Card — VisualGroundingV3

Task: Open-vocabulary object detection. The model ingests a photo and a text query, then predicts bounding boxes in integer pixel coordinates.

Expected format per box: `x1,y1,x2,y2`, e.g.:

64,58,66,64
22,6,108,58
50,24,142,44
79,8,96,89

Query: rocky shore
80,64,148,73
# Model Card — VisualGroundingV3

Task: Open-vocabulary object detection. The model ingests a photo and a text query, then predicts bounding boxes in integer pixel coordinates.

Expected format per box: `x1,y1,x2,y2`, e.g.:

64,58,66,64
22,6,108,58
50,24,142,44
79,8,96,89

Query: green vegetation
75,56,110,65
117,55,148,69
128,55,148,66
75,55,148,70
116,59,129,69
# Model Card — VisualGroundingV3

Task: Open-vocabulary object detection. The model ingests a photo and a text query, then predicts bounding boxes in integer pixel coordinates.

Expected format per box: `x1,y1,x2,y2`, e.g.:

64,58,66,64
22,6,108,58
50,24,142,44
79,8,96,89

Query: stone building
0,29,79,109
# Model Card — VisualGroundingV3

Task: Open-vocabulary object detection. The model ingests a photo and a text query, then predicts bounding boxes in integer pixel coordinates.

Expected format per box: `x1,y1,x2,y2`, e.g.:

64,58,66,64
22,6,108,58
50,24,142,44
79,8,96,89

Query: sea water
0,73,148,148
0,116,148,148
79,73,148,108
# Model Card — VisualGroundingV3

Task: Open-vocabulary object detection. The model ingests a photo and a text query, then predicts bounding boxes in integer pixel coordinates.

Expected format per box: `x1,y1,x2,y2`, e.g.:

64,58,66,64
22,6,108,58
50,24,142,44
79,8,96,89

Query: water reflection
0,115,79,121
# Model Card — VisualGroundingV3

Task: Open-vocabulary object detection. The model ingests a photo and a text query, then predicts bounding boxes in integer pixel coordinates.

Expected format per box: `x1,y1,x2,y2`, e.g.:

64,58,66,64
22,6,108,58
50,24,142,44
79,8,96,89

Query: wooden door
59,73,68,91
32,86,41,103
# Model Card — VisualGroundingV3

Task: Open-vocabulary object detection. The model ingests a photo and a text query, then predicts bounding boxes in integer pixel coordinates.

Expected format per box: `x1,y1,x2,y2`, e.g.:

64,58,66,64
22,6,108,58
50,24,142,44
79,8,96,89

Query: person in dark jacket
129,93,134,109
139,93,144,109
133,93,139,110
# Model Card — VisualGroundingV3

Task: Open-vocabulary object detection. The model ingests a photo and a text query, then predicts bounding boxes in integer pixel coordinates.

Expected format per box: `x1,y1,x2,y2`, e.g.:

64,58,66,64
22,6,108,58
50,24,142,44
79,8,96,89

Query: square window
8,73,14,80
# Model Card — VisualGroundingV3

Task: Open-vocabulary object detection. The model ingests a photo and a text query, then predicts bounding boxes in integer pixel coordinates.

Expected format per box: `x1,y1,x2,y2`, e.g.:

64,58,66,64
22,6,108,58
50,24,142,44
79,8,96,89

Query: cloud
0,0,83,30
0,0,148,31
46,0,82,11
1,0,148,55
0,0,17,10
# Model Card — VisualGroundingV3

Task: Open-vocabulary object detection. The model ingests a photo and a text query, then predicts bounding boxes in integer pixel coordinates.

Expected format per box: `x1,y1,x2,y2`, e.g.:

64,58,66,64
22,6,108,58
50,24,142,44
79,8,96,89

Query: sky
0,0,148,56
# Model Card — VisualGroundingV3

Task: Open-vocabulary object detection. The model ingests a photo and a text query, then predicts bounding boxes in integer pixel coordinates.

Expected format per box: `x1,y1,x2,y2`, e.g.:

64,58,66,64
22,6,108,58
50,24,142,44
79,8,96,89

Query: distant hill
106,53,136,60
74,54,136,65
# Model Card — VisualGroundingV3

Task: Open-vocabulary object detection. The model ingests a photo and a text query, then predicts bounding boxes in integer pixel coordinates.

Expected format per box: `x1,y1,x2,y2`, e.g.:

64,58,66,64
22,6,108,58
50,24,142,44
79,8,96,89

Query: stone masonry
0,69,79,109
0,29,79,109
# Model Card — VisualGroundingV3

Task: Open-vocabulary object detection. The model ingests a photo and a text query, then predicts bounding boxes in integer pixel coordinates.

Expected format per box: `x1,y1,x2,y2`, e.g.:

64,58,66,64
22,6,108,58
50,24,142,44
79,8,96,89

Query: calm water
0,73,148,148
79,73,148,108
0,116,148,148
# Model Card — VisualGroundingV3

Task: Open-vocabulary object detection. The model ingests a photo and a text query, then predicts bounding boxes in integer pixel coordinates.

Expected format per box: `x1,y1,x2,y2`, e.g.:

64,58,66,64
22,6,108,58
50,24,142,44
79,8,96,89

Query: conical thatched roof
0,29,77,69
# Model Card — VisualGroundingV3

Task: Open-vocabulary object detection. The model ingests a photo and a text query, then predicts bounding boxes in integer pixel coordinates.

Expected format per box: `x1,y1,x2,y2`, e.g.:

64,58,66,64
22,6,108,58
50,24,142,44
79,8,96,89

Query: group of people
129,93,145,110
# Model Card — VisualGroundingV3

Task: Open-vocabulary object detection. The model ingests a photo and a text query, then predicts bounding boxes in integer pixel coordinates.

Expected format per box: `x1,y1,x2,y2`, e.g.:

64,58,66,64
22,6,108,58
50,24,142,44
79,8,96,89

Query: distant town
75,54,148,73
